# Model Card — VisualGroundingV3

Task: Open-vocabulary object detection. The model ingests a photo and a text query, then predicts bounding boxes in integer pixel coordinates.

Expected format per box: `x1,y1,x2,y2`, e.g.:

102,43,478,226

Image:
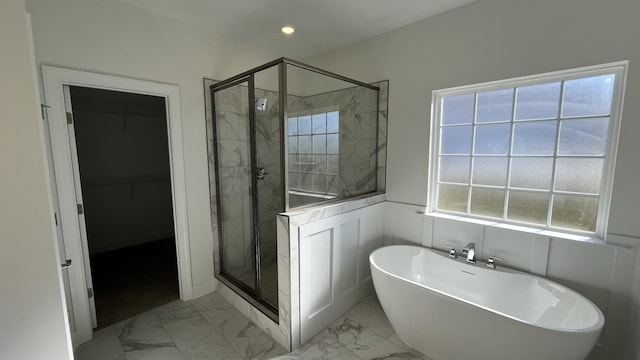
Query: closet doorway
69,86,178,327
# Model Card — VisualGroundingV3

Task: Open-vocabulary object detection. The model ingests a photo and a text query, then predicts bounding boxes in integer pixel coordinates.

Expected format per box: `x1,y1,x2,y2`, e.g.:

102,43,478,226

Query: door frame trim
42,66,192,345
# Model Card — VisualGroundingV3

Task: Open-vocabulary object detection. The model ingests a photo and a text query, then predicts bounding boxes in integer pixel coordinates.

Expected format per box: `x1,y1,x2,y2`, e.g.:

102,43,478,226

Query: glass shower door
213,79,257,292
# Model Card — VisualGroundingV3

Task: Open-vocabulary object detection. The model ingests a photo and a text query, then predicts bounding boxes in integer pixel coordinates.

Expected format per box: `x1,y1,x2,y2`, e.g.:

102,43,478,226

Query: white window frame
428,61,628,239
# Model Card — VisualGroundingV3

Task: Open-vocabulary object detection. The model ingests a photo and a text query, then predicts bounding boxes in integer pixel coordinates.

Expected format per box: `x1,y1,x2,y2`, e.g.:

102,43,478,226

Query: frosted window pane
515,82,561,120
477,88,513,123
440,156,470,184
513,121,557,155
313,155,327,173
437,184,468,213
288,136,298,154
327,134,339,154
289,171,299,188
555,158,603,194
288,155,298,172
298,116,312,134
470,187,505,218
474,124,511,154
552,195,598,232
312,134,326,154
473,157,507,186
327,111,339,133
288,117,298,135
299,135,311,154
507,191,549,224
441,126,472,154
443,94,474,125
562,74,615,118
299,155,312,172
558,118,609,156
510,157,553,189
312,113,326,134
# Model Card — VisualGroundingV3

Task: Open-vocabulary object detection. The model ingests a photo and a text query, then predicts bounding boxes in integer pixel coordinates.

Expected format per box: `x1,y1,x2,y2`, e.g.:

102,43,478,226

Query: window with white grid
429,62,627,236
288,110,339,195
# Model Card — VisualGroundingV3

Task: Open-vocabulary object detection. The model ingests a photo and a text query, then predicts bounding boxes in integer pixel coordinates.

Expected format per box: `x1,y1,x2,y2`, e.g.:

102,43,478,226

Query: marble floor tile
165,318,237,360
342,295,395,339
74,291,427,360
217,312,288,359
153,300,204,328
74,327,125,360
386,333,434,360
114,311,175,350
191,292,239,328
124,346,185,360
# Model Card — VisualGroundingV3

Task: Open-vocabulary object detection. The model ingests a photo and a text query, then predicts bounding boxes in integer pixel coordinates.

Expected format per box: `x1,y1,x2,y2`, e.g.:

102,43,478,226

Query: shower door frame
210,74,278,319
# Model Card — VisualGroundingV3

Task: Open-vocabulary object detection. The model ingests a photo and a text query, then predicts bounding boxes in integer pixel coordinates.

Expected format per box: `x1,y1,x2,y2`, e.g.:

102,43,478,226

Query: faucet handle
443,244,457,259
486,256,504,269
444,244,458,259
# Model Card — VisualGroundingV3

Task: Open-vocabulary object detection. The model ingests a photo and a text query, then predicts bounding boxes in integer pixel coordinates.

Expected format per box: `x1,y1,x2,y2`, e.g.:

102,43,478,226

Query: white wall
306,0,640,358
0,1,72,359
25,0,285,291
632,253,640,360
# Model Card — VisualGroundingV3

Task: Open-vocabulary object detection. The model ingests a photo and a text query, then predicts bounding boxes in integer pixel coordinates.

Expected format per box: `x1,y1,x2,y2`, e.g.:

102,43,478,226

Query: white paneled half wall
298,204,384,343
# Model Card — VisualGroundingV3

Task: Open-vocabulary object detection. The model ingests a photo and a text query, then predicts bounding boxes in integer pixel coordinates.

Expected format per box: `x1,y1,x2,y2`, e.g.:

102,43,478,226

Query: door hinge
66,111,73,124
87,288,93,298
40,104,50,120
77,203,84,215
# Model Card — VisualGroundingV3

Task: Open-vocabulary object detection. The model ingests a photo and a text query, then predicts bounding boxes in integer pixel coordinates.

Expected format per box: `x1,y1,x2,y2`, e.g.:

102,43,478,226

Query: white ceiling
118,0,475,60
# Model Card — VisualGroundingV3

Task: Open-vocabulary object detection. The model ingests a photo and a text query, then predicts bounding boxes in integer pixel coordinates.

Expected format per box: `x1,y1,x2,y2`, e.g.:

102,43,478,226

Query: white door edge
42,66,193,347
26,14,75,358
62,85,98,328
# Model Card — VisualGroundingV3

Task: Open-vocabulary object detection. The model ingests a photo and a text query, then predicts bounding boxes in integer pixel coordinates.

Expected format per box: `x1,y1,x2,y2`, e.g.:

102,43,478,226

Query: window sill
423,211,605,245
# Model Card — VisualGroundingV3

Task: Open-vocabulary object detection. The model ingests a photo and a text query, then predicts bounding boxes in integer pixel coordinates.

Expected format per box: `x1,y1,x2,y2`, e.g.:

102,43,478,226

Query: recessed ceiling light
281,26,295,35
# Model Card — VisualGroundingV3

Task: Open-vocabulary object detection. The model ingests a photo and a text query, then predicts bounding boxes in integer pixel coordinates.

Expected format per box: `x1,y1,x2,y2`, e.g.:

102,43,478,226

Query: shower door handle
257,167,269,180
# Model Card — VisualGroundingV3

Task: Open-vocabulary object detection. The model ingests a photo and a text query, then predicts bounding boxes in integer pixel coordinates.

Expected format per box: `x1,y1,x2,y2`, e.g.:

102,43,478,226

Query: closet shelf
82,174,170,187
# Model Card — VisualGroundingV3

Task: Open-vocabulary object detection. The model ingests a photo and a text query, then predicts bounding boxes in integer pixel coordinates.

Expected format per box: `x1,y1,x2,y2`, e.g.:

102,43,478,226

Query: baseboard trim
190,278,216,300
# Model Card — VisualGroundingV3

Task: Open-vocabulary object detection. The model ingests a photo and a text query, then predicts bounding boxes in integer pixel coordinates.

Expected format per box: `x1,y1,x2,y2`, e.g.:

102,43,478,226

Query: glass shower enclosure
207,58,380,319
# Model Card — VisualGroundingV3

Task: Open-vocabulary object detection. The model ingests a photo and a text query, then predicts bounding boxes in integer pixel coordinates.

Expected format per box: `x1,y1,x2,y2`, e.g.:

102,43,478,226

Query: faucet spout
462,242,476,264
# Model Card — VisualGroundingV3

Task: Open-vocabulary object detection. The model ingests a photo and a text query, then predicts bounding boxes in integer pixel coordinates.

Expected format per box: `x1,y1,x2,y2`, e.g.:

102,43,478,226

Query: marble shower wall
205,78,282,301
207,81,254,279
287,81,388,201
254,87,283,276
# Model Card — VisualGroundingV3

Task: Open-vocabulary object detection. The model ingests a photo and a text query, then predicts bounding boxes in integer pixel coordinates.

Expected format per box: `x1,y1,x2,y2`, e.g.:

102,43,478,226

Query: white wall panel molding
298,204,384,344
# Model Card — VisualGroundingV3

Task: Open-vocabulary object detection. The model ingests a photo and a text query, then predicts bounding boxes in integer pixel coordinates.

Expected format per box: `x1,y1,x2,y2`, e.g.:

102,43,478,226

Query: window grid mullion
503,88,517,222
467,92,479,215
546,80,566,227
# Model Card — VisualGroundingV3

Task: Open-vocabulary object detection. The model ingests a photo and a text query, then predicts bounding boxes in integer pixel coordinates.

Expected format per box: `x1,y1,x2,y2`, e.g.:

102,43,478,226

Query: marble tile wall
382,200,639,360
254,87,282,302
205,80,282,295
209,82,254,280
287,81,388,201
204,78,221,277
206,71,390,352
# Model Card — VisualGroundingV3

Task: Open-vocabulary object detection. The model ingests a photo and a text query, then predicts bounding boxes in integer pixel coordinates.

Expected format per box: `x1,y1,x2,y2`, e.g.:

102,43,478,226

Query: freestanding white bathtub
370,245,604,360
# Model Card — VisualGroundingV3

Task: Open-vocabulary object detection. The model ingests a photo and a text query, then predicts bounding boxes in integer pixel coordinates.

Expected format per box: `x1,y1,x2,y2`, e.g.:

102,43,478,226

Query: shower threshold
214,273,279,323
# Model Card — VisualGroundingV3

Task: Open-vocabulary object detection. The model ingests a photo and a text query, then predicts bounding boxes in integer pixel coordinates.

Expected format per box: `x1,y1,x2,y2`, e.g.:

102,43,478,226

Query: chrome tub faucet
462,242,476,264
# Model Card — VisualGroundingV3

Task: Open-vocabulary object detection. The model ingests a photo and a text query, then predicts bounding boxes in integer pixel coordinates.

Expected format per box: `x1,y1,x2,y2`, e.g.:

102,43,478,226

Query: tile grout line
189,300,245,360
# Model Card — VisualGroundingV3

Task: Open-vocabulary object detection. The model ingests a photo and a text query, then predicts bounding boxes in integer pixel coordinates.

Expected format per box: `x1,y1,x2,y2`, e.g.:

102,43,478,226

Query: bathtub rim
370,244,605,334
